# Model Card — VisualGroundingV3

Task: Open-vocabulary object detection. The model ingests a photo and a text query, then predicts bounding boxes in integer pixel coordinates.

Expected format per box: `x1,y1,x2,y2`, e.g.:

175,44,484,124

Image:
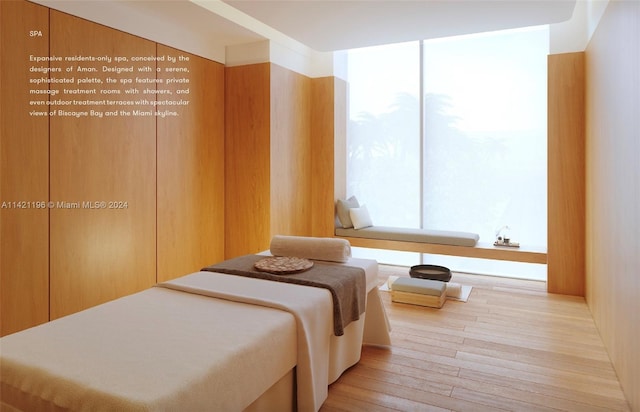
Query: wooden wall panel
48,11,156,319
310,76,347,237
224,63,271,258
0,0,50,336
333,78,347,205
225,63,320,256
270,64,311,238
157,46,225,281
585,1,639,410
547,52,585,296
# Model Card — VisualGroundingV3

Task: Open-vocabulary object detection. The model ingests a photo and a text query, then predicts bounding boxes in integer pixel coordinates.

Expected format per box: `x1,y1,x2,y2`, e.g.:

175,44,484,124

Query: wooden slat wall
547,52,585,296
0,0,50,336
225,63,322,257
157,46,225,281
333,78,347,208
310,77,347,238
3,1,326,331
48,11,157,319
224,63,271,258
270,63,311,237
585,1,639,410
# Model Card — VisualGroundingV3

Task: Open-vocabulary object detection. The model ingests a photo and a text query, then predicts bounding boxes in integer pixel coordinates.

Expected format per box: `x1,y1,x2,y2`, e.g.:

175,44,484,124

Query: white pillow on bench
335,196,360,228
349,205,373,230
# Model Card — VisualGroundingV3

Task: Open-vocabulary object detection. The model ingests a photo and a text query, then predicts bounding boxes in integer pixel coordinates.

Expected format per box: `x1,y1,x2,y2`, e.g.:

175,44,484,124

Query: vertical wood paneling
585,1,639,410
157,46,225,281
225,63,317,256
0,0,50,336
224,63,271,258
270,64,311,237
310,76,347,238
547,52,585,296
333,78,347,204
49,11,156,319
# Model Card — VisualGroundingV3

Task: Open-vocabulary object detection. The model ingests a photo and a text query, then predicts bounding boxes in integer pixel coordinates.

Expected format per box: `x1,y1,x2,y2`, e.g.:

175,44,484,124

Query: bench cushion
390,277,446,296
335,226,480,247
389,277,446,308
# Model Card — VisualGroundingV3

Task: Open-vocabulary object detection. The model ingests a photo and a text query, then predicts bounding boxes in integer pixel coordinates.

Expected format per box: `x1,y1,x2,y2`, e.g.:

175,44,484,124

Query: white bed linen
255,252,392,351
321,257,391,382
159,255,393,409
0,287,298,411
0,256,391,412
159,271,333,412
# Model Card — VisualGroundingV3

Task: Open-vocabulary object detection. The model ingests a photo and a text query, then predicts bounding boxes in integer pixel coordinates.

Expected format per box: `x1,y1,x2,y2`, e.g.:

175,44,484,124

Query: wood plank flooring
321,266,630,411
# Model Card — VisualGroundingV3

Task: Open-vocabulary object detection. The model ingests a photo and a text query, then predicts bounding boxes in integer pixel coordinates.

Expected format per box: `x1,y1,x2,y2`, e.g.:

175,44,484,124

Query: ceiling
221,0,577,51
33,0,578,59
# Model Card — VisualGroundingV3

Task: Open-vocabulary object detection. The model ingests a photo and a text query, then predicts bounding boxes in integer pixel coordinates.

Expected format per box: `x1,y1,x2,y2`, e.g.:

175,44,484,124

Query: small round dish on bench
254,256,314,274
409,264,452,282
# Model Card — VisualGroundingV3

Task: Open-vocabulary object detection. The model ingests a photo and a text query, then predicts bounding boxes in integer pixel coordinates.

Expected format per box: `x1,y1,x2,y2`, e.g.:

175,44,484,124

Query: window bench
335,226,547,264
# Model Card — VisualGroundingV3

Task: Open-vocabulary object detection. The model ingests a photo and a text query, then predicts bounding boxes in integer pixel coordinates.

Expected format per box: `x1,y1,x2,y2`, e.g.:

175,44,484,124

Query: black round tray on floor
409,264,452,282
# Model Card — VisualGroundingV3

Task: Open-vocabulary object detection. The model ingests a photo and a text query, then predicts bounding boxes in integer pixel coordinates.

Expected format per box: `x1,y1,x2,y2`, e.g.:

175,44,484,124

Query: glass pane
422,27,549,249
347,41,421,229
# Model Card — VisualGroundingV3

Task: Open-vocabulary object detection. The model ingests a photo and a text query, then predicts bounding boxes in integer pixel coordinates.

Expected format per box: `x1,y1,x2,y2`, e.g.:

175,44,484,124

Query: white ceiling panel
32,0,577,60
223,0,577,51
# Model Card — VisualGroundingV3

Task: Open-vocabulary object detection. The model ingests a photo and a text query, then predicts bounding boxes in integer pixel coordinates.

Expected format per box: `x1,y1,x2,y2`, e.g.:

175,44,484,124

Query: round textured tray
254,256,314,274
409,264,452,282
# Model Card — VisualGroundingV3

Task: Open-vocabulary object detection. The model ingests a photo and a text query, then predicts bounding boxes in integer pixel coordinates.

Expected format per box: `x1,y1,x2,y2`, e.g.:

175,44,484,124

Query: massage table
0,255,390,412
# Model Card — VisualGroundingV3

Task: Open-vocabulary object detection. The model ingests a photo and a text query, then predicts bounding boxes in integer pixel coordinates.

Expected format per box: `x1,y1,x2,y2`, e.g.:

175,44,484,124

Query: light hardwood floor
321,265,630,411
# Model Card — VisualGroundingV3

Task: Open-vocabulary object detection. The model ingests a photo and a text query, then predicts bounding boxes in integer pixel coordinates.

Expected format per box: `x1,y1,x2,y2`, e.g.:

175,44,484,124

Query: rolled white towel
270,235,351,263
446,282,463,299
387,275,400,289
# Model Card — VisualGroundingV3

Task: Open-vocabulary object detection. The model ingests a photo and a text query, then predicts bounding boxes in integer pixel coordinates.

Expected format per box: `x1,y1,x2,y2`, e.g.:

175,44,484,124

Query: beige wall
585,1,639,410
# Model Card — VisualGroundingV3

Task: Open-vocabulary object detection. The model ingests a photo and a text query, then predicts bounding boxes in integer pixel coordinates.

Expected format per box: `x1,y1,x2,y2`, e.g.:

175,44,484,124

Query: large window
346,27,549,278
347,41,421,228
